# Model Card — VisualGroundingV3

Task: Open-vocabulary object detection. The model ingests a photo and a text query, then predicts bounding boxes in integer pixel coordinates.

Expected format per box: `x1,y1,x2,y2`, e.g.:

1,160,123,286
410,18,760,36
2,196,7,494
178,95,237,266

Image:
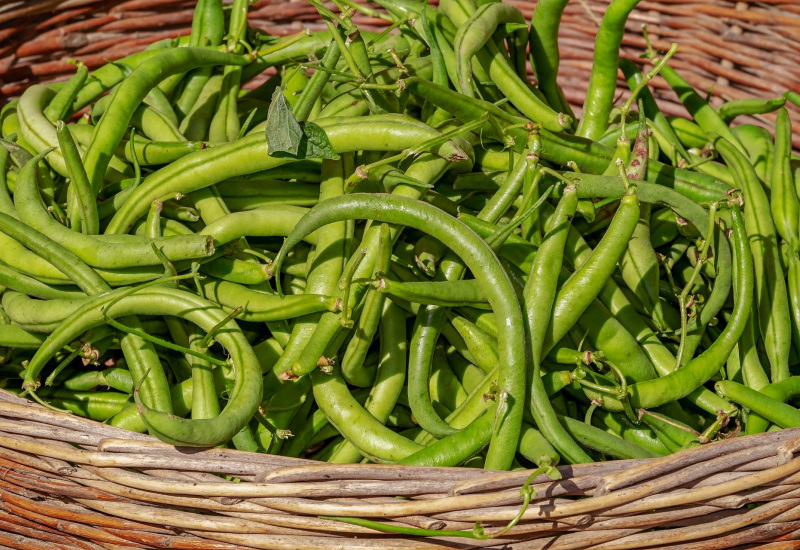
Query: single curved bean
271,193,525,470
745,377,800,434
328,301,408,463
56,121,98,235
64,368,134,394
628,200,751,409
0,264,84,300
43,62,88,122
1,291,85,332
380,278,488,309
558,415,659,459
198,277,340,322
717,97,785,125
770,108,799,251
528,0,572,115
576,0,643,140
716,381,800,430
29,287,262,446
397,406,494,467
199,206,314,247
454,3,525,97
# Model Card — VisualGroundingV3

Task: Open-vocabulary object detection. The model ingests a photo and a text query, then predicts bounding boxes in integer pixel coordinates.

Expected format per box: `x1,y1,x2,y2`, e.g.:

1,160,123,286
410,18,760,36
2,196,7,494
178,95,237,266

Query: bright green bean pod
558,415,659,459
29,287,261,446
576,0,642,140
716,380,800,430
380,278,488,309
717,97,786,125
716,136,791,382
523,184,591,464
56,121,99,235
83,48,249,194
454,3,525,97
770,108,800,251
0,264,84,300
529,0,572,116
43,62,88,122
628,200,751,409
660,65,743,153
198,278,340,322
328,301,408,463
744,377,800,434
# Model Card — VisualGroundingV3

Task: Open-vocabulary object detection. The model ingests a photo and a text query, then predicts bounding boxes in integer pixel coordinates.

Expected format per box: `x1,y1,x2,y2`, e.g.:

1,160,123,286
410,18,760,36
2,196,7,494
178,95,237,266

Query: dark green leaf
300,122,339,160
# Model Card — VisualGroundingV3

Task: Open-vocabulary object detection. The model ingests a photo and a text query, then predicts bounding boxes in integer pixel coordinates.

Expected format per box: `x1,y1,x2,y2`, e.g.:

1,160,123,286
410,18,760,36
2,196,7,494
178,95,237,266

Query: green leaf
265,88,339,160
265,87,303,155
300,121,339,160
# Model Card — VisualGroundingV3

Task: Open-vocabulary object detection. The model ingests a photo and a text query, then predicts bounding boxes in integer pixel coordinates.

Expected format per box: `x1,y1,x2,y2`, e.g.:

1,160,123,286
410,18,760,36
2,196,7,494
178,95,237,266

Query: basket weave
2,388,800,549
2,1,800,548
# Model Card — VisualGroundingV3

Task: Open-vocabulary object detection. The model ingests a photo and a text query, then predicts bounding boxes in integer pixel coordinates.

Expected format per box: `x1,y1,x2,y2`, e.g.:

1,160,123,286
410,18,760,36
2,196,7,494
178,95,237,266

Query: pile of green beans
2,0,800,481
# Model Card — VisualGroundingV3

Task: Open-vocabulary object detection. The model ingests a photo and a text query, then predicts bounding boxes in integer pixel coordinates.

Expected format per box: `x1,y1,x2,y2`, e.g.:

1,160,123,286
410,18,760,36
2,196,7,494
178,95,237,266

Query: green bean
198,278,340,321
83,48,249,195
56,121,99,235
0,264,85,300
771,108,799,251
64,368,134,394
271,193,524,470
528,0,572,116
174,0,225,118
576,0,642,140
558,415,659,459
717,97,786,125
0,325,47,348
36,388,131,421
667,116,708,150
715,136,791,382
329,301,408,463
454,3,525,97
14,149,214,269
399,405,495,467
731,124,773,184
43,62,88,123
592,409,670,456
660,65,743,153
28,287,261,446
628,199,751,409
380,278,487,309
523,184,591,463
744,377,800,434
341,224,392,387
716,380,800,430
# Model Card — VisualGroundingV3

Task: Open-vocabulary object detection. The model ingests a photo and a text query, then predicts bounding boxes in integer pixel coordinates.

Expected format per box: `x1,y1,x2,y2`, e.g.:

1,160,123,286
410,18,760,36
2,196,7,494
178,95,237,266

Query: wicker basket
2,1,800,548
2,0,800,146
